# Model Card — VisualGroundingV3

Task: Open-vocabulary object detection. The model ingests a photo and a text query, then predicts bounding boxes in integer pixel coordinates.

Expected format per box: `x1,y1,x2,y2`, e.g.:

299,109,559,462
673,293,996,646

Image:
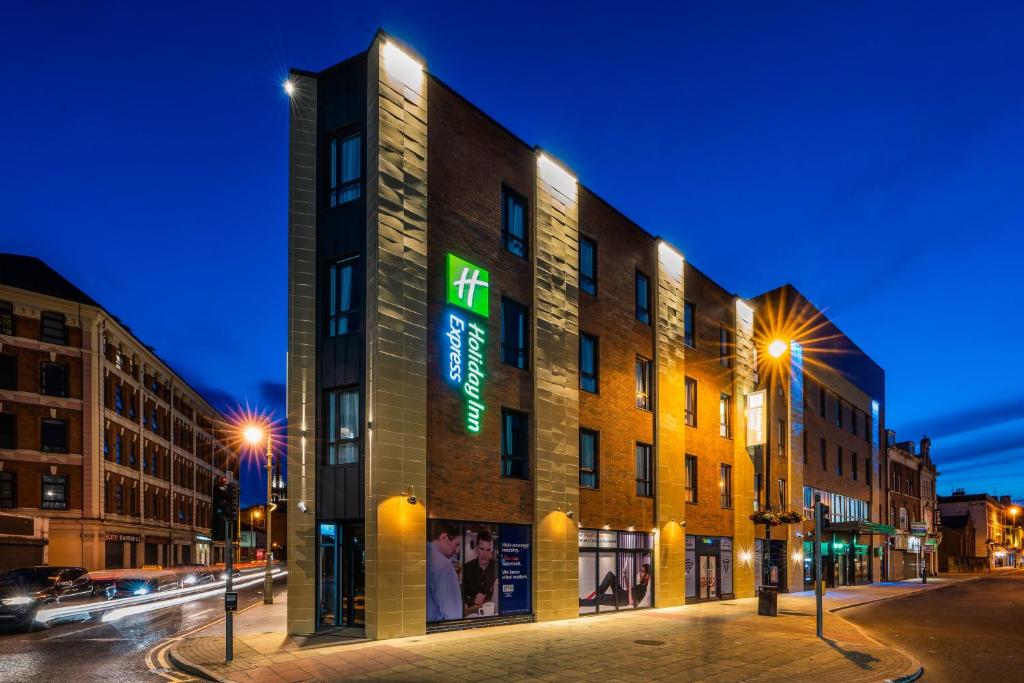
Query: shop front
317,521,365,629
806,521,892,587
195,534,212,565
685,535,734,601
754,539,788,591
578,529,653,615
104,532,141,569
425,519,531,629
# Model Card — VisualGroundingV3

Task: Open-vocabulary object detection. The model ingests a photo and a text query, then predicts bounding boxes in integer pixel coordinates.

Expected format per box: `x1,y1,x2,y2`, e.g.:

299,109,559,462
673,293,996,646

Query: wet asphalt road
843,570,1024,682
0,574,285,683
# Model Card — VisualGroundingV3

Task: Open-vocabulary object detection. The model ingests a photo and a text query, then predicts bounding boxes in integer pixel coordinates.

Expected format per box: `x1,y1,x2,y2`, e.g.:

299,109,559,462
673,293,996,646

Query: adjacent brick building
0,254,238,571
285,31,890,639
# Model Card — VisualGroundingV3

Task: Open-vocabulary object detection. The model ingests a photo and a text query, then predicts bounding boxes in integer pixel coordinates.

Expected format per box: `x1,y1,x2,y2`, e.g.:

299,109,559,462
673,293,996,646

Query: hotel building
285,31,888,638
0,254,238,571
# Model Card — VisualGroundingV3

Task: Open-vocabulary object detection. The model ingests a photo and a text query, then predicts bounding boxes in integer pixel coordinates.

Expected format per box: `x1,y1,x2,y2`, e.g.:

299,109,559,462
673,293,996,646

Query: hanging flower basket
749,509,805,526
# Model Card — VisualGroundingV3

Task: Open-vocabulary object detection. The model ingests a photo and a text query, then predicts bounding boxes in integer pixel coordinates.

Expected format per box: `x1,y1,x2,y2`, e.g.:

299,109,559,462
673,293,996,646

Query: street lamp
250,508,262,562
243,422,276,604
759,337,790,615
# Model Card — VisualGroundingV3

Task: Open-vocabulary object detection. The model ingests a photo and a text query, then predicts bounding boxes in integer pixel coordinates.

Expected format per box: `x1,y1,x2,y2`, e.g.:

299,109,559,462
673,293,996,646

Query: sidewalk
170,576,979,682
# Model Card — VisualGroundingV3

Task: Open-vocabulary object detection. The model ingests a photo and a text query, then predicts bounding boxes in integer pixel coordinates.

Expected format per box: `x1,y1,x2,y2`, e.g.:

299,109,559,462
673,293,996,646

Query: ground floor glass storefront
753,539,788,591
685,536,734,601
578,529,653,614
317,522,365,629
803,538,873,588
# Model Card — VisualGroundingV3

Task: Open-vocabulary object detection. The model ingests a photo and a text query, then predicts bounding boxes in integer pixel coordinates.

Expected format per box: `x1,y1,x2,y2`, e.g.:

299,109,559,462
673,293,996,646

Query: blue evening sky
2,2,1021,504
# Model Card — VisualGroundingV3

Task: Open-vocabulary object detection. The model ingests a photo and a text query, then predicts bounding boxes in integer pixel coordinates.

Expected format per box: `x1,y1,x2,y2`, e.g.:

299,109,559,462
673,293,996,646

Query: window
115,434,123,465
0,300,13,335
719,326,731,367
0,353,15,390
40,312,66,345
898,507,908,531
327,257,359,336
326,387,359,464
685,455,697,503
850,408,858,436
329,133,361,206
0,413,14,449
114,484,124,515
754,472,763,511
720,464,732,508
820,437,827,471
818,385,826,418
635,271,651,324
580,429,598,489
684,376,697,426
836,445,843,476
579,236,596,295
150,407,159,433
719,394,731,438
0,471,14,508
635,356,652,410
41,418,67,453
41,474,68,509
636,443,653,497
114,384,124,414
502,187,528,258
501,409,529,479
580,334,598,393
777,478,786,507
500,298,529,369
865,458,872,485
683,301,695,348
776,418,786,457
852,452,858,481
40,362,68,397
835,397,843,428
802,430,808,465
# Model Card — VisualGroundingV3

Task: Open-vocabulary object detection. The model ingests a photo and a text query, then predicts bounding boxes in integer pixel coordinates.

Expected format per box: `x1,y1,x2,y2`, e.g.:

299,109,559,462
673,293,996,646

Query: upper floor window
685,454,698,503
776,418,786,457
684,376,697,427
865,458,872,486
819,385,827,418
579,428,598,489
683,301,695,348
579,236,596,296
720,463,732,508
635,356,651,410
500,298,529,369
0,301,13,336
114,384,124,414
580,333,598,393
114,434,123,465
41,474,68,509
835,397,844,428
755,472,763,511
636,443,653,497
852,452,858,480
0,352,15,390
836,445,843,476
329,133,361,207
719,325,731,367
0,471,14,508
501,408,529,479
719,394,731,438
898,507,909,531
40,362,68,397
777,478,787,507
40,311,66,345
326,387,359,465
0,413,15,449
820,437,827,471
635,271,651,324
502,187,528,258
850,408,858,436
328,257,359,336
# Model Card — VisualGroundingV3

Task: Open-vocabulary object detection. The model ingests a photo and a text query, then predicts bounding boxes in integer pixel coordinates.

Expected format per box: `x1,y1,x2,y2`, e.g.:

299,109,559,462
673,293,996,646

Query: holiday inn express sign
444,253,489,433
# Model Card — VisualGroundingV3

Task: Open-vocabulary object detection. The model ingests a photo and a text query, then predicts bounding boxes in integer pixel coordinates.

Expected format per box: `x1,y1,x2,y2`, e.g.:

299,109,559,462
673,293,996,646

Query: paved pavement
843,569,1024,682
168,576,986,682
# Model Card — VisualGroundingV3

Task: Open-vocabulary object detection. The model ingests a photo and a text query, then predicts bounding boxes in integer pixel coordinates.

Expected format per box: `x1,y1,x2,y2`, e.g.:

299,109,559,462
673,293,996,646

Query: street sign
224,592,238,612
911,523,927,536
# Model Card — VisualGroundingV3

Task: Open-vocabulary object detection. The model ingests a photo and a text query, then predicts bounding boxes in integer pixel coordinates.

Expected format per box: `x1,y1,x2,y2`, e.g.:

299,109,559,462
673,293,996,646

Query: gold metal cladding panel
732,299,757,597
287,71,319,636
364,36,428,641
533,155,580,622
655,243,687,607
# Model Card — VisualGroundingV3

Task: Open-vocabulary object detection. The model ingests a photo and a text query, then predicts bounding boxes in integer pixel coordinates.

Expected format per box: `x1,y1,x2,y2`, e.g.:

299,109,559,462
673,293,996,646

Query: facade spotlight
403,486,418,505
283,79,296,97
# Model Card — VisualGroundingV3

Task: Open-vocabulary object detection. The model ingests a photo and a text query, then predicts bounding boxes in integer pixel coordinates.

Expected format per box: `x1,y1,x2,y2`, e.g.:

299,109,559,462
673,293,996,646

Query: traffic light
213,476,239,542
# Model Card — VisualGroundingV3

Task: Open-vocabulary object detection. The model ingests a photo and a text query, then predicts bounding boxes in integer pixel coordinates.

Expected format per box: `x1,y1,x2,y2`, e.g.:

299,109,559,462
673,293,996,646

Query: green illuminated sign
446,253,490,318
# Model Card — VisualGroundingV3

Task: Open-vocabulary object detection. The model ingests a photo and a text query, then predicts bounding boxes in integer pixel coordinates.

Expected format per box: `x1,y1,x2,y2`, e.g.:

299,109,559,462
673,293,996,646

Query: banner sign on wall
498,524,531,615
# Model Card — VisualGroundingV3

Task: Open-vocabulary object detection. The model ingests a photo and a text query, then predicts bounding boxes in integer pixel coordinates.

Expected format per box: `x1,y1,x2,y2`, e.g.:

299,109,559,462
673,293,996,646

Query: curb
887,665,924,683
829,574,984,614
167,645,225,683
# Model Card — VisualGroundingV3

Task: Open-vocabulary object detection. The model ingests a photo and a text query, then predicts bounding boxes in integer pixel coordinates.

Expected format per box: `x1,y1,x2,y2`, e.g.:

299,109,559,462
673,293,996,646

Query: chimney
920,435,931,459
1000,495,1011,504
952,488,966,497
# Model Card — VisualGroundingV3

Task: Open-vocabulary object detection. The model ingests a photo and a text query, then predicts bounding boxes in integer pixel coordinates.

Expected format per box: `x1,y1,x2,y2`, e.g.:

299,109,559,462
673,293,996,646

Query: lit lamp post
249,508,262,562
243,423,275,604
1012,507,1021,568
758,338,789,615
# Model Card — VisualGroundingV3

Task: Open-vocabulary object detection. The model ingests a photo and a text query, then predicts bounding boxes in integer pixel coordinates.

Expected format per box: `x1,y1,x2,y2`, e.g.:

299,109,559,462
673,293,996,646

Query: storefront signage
746,390,766,447
910,523,927,536
907,536,922,552
443,253,490,434
499,524,531,615
105,533,141,543
195,534,212,543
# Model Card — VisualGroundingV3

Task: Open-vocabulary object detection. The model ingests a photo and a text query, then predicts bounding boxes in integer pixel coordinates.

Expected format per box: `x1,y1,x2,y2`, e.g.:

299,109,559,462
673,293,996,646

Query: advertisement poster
498,524,531,615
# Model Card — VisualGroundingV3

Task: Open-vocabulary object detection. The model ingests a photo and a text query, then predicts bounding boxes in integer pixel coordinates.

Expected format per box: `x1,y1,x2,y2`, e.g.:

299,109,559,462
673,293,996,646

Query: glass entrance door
318,522,365,629
698,555,718,599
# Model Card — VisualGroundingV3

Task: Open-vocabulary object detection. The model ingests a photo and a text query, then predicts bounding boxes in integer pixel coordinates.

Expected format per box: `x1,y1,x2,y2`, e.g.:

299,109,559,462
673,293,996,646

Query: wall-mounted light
283,79,295,97
402,486,418,505
740,551,752,563
555,504,574,520
383,40,423,88
296,500,308,513
792,551,804,562
602,523,611,530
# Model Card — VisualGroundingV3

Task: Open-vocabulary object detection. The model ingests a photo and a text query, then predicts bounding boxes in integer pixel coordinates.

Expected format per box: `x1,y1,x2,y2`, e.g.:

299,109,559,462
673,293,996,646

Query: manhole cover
634,639,665,647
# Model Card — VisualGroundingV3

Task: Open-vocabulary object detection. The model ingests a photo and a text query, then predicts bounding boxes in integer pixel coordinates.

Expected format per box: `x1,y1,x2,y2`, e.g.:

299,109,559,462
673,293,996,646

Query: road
843,570,1024,682
0,573,286,683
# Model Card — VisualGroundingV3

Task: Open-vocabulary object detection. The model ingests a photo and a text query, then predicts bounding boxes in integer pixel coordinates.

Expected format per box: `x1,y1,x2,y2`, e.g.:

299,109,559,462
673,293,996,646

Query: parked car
0,567,113,630
171,564,217,586
88,569,181,598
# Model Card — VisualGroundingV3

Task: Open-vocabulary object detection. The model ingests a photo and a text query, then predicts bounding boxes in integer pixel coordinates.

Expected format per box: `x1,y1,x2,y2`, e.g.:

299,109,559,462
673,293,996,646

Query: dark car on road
88,569,181,598
171,564,218,586
0,566,113,630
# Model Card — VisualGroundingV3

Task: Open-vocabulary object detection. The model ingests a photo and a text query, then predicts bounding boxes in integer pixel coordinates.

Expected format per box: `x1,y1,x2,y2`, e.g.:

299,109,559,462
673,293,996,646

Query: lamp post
758,338,789,615
1012,507,1020,568
250,508,262,562
244,423,275,604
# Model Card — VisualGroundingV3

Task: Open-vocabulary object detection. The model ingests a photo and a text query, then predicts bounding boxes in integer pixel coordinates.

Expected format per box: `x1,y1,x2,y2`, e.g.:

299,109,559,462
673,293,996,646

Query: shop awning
824,521,898,536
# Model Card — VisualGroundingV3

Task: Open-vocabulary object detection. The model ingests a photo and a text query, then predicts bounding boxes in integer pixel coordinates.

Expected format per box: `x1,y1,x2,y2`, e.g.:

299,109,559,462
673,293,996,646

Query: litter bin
757,586,778,616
